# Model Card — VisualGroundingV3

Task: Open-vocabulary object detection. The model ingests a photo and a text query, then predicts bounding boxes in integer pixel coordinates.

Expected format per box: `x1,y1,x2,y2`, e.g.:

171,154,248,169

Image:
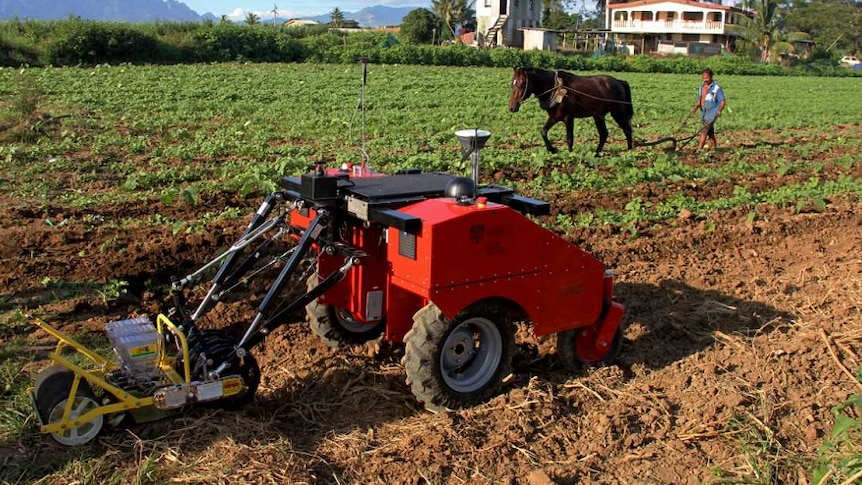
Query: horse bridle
512,70,530,107
513,70,566,107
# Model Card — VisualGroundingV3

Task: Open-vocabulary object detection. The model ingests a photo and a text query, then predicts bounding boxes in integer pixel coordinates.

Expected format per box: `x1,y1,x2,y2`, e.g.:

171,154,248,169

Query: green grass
813,369,862,485
0,64,859,221
0,312,39,444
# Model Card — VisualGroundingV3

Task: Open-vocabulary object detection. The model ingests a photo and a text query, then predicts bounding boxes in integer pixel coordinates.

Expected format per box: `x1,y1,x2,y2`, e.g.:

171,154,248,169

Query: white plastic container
106,317,159,381
106,317,152,340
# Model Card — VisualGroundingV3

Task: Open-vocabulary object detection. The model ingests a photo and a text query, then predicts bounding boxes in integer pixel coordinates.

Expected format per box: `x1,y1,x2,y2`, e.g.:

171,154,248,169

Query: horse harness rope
518,69,708,152
550,71,634,107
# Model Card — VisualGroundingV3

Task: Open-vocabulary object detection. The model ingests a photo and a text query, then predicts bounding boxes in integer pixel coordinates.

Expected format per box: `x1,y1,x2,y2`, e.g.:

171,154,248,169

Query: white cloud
226,7,247,20
226,7,301,20
375,0,428,6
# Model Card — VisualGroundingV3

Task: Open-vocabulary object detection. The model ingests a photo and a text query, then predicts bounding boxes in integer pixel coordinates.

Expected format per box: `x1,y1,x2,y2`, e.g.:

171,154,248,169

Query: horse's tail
621,79,634,122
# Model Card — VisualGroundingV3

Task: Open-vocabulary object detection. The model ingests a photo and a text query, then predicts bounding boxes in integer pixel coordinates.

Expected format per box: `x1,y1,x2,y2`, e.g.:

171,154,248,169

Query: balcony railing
612,19,724,32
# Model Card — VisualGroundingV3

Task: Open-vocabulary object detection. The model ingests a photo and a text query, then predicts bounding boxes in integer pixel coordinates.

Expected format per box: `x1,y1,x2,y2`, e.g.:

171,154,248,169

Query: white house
605,0,749,55
284,19,319,28
476,0,543,48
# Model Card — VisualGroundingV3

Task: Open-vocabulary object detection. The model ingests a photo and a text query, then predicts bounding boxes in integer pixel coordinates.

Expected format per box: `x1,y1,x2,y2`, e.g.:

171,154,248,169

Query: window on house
485,0,491,7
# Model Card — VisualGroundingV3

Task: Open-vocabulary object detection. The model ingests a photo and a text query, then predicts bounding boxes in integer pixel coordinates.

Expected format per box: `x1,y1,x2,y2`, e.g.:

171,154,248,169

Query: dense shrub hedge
0,34,40,67
0,18,858,77
46,20,164,65
192,24,307,62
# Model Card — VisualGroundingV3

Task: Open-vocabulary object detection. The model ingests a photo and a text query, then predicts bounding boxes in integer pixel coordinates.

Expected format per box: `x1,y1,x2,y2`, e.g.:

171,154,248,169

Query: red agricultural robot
178,128,624,411
30,128,624,446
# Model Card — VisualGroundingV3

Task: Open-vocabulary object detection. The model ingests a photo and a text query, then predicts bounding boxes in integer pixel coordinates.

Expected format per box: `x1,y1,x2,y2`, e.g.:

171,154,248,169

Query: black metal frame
170,169,552,379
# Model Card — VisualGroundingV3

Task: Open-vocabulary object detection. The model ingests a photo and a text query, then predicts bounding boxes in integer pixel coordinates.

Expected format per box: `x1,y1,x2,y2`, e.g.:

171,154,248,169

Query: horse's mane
517,67,555,102
524,67,583,91
522,67,553,79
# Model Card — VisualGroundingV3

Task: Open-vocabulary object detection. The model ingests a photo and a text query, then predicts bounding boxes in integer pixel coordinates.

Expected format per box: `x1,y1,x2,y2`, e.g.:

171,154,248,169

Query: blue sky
181,0,431,19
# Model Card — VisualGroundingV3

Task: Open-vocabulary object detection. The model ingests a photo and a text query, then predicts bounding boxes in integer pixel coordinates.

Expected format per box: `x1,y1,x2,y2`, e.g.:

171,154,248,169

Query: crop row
0,63,859,228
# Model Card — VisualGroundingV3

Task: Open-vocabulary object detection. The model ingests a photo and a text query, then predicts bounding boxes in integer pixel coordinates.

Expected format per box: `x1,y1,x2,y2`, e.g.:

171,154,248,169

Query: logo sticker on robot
470,224,485,243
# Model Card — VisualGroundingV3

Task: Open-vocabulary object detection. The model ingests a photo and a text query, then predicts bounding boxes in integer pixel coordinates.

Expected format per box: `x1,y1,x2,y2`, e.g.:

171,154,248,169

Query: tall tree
401,8,441,43
330,7,345,28
431,0,475,38
245,12,260,25
543,10,578,30
727,0,810,62
784,0,862,55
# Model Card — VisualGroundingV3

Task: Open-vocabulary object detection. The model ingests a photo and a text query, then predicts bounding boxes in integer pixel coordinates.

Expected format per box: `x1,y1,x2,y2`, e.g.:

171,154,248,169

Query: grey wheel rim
334,308,377,333
48,396,103,446
439,317,502,393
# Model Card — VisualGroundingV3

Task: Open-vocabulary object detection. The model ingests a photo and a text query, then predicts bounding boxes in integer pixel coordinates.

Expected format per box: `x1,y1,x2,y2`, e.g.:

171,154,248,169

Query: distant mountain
303,6,421,28
0,0,202,22
0,0,425,26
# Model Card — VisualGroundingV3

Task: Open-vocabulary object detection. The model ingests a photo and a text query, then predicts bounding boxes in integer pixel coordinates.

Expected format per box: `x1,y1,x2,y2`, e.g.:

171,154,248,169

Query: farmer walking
690,68,726,151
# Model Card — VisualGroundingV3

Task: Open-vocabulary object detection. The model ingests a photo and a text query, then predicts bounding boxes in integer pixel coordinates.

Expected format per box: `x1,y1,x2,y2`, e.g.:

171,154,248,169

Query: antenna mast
359,57,369,168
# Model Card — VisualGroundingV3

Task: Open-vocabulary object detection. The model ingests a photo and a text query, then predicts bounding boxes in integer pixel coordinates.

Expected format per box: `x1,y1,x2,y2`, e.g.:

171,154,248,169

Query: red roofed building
605,0,750,56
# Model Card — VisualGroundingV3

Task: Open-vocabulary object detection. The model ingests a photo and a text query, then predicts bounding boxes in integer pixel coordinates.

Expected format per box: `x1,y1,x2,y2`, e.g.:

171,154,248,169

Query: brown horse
508,67,634,156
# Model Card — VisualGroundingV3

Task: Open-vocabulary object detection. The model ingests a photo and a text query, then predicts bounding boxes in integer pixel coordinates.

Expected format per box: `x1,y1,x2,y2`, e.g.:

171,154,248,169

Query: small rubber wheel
187,330,261,410
35,371,104,446
306,274,385,347
34,365,70,395
557,323,623,371
402,302,515,411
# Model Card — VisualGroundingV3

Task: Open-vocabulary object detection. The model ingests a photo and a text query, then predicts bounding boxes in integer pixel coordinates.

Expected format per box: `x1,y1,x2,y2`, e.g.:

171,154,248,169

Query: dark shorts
701,118,716,137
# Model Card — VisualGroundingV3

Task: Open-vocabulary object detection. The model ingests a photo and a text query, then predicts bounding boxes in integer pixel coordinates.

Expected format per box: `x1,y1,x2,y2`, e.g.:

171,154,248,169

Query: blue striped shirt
698,81,725,123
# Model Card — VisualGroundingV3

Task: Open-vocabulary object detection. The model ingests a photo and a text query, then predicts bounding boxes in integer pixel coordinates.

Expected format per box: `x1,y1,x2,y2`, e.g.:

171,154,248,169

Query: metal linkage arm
176,220,288,292
237,256,359,354
257,210,327,318
212,192,283,286
171,197,299,324
209,216,365,379
232,211,329,355
172,195,296,291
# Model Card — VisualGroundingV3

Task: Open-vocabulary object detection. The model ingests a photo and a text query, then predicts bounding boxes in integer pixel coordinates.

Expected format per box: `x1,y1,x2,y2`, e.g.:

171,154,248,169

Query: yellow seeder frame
30,314,191,436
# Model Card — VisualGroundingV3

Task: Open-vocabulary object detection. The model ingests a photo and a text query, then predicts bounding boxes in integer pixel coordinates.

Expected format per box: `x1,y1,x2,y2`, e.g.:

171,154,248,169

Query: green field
1,63,861,225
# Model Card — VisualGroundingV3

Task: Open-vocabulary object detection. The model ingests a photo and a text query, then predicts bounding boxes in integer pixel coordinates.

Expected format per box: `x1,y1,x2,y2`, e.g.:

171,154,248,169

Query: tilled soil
1,143,860,484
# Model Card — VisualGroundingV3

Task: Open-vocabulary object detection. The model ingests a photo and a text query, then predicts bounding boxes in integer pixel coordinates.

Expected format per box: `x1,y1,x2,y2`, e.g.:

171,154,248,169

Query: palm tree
766,29,812,63
432,0,475,38
220,14,230,24
245,12,261,25
728,0,809,63
330,7,345,28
